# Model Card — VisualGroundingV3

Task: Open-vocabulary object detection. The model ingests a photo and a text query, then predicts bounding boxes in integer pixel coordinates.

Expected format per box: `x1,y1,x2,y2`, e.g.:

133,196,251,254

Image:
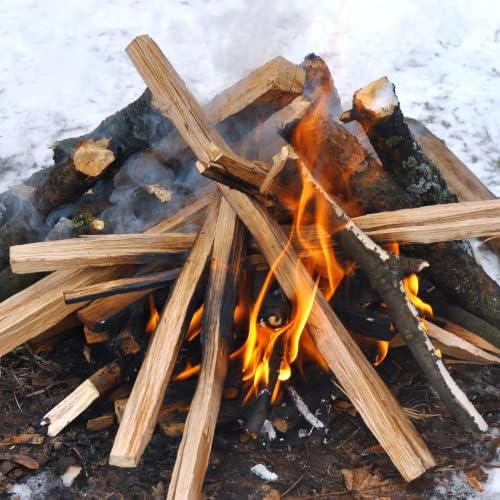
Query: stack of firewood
0,35,499,498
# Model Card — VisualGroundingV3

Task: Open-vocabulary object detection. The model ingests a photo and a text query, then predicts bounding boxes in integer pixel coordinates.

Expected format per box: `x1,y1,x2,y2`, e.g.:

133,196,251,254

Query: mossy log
341,77,500,334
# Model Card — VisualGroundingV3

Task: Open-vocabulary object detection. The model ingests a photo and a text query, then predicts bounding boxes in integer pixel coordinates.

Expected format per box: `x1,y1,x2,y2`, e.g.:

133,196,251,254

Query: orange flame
186,304,204,341
145,295,160,334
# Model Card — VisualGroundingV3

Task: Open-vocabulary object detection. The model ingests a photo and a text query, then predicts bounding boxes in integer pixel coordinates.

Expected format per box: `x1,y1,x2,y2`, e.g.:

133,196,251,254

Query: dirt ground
0,331,498,499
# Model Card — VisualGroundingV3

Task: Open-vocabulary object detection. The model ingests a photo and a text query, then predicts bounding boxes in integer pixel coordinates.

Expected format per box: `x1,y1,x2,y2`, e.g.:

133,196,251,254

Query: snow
0,0,499,194
251,463,278,482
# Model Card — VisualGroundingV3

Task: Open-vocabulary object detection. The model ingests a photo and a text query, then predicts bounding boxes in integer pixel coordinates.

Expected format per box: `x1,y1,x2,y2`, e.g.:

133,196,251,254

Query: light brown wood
41,361,121,437
354,200,500,244
109,195,221,468
10,233,196,273
391,323,500,364
219,185,435,481
87,414,115,432
425,321,500,364
434,317,500,355
72,138,115,176
205,56,304,124
168,196,244,499
84,326,110,344
0,267,123,357
0,191,213,357
126,35,269,190
64,268,181,304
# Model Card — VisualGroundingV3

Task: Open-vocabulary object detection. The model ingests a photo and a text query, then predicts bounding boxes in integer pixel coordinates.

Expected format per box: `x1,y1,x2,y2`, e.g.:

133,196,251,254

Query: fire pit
0,35,499,498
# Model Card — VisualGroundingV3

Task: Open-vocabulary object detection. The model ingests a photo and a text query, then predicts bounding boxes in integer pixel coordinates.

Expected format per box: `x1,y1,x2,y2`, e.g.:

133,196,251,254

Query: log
26,55,303,216
126,34,485,434
219,186,435,481
167,196,244,499
109,194,220,468
64,268,181,304
0,53,302,299
0,268,43,302
10,233,196,273
341,77,500,330
41,361,121,436
407,117,500,254
0,190,213,357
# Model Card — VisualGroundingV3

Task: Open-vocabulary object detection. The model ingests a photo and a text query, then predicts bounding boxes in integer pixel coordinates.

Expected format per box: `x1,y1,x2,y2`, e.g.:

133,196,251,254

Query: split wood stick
64,268,181,304
434,317,500,355
361,217,500,244
342,77,500,329
354,199,500,233
425,321,500,364
0,266,124,357
168,196,244,499
11,233,196,274
41,361,121,437
109,194,221,468
0,190,213,357
391,323,500,364
127,37,486,434
219,186,435,481
126,35,269,192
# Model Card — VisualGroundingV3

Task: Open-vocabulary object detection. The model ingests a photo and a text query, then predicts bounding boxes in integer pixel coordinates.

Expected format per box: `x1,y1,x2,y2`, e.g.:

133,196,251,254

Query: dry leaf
342,465,404,498
466,471,484,493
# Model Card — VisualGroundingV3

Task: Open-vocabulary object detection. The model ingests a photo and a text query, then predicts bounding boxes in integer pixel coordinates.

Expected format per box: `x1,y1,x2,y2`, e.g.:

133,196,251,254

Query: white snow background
0,0,499,496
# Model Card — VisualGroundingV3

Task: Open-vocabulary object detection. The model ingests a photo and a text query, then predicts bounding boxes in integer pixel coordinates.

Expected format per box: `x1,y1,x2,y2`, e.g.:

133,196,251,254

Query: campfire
1,35,499,497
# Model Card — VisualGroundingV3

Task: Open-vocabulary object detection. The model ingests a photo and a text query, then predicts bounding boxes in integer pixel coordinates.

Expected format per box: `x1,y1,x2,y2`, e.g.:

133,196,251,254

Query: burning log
41,360,121,437
10,233,196,273
0,190,213,357
341,77,500,331
125,38,437,477
167,197,244,499
219,186,436,480
109,194,220,468
64,268,181,304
